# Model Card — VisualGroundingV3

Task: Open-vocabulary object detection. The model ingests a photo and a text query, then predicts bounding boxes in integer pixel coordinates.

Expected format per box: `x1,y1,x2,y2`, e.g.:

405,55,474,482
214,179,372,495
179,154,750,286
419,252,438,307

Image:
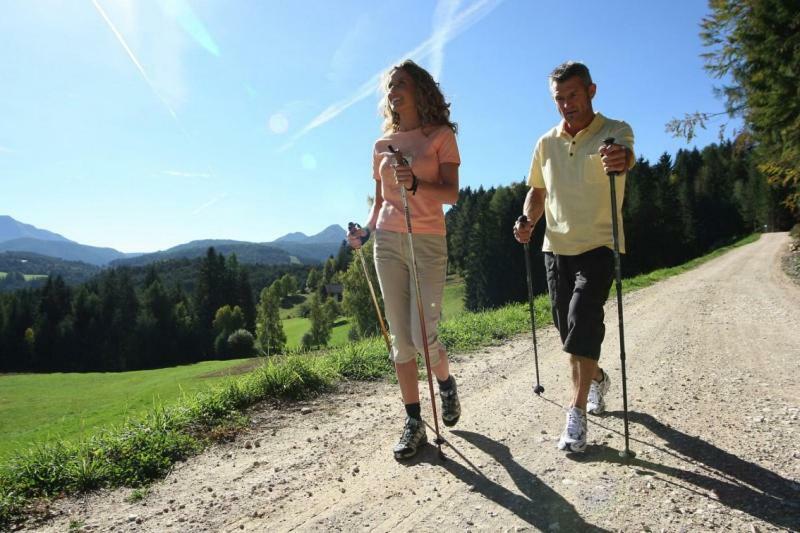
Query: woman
347,60,462,460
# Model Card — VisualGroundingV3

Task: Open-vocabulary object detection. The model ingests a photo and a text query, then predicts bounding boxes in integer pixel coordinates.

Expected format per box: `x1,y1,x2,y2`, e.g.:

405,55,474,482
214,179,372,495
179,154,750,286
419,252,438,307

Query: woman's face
387,69,416,115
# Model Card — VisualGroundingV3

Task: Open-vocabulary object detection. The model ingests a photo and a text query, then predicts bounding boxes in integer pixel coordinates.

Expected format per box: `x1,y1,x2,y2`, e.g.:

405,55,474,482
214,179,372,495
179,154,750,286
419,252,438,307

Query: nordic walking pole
517,215,544,395
347,222,392,354
388,144,446,459
602,137,634,459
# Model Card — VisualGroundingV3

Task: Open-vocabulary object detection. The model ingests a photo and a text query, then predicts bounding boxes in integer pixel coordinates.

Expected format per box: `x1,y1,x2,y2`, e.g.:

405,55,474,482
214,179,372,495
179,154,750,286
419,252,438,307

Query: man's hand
599,143,628,175
514,216,533,244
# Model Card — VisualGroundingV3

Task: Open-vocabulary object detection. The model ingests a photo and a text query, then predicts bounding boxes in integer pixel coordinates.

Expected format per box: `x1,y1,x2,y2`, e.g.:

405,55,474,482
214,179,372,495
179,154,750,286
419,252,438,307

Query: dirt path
28,233,800,532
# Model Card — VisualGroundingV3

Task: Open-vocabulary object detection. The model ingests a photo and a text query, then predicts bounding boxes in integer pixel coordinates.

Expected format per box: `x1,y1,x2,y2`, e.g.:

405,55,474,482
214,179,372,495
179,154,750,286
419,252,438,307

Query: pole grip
602,137,619,178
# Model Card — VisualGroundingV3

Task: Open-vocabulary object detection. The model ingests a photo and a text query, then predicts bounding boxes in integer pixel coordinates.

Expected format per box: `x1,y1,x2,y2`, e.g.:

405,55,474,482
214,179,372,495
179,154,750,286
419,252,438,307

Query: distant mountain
0,251,101,291
0,238,132,266
304,224,346,244
273,232,307,243
0,215,72,243
267,241,343,262
268,224,345,260
0,216,346,269
0,215,138,266
273,224,345,245
110,240,299,268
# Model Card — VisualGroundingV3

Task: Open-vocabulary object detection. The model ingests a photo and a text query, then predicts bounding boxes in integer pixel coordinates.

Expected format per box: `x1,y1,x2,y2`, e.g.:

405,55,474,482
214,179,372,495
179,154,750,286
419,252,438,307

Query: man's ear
588,83,597,99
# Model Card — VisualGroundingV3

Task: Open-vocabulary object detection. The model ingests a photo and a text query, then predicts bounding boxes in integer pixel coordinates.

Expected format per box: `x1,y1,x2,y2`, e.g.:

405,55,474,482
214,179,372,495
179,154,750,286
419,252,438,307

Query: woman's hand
392,161,415,189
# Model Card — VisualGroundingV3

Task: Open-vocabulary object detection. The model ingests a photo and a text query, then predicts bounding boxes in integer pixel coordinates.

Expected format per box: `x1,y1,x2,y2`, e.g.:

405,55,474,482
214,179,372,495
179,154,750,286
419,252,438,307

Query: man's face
551,76,596,132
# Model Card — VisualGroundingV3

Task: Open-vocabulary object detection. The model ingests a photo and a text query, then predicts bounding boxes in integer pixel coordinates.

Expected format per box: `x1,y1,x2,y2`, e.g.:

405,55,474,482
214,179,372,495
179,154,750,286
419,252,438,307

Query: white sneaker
557,407,587,453
587,369,610,415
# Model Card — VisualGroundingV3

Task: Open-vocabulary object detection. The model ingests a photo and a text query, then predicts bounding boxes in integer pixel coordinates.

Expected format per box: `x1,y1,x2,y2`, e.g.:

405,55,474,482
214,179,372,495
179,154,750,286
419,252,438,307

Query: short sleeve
436,128,460,165
615,121,635,170
372,144,381,181
528,140,545,188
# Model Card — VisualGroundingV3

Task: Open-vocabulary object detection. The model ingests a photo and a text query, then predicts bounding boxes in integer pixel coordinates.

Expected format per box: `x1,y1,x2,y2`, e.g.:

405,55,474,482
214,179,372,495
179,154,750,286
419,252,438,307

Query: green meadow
0,358,258,460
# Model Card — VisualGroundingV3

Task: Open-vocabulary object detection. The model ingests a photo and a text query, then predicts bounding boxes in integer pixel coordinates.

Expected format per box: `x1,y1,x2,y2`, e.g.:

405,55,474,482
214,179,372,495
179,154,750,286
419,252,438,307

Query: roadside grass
0,234,759,527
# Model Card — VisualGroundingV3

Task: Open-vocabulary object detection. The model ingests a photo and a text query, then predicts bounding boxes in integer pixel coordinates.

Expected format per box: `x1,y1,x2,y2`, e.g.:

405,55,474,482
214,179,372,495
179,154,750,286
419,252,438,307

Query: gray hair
549,61,593,87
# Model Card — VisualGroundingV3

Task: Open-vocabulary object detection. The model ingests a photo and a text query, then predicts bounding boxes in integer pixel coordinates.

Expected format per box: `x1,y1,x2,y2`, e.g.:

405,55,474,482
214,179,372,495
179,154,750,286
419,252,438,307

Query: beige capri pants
374,229,448,366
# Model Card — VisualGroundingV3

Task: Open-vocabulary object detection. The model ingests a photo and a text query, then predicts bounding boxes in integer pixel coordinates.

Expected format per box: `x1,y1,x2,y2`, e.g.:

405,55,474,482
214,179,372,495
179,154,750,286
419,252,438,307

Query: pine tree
303,293,332,349
341,244,384,339
699,0,799,217
255,286,286,356
236,269,256,332
322,256,336,287
195,248,227,354
212,304,246,357
306,268,321,293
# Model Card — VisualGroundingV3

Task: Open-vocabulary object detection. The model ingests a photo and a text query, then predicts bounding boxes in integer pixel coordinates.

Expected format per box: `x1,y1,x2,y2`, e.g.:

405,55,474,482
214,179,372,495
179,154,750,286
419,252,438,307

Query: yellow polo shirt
528,112,635,255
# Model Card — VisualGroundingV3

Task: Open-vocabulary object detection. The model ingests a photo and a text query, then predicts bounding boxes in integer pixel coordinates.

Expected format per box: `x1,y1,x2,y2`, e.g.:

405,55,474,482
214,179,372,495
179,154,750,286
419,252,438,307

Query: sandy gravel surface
24,232,800,532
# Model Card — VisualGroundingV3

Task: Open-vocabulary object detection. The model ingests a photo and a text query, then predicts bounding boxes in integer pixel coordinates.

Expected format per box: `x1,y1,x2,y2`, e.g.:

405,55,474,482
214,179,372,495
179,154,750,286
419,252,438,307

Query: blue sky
0,0,738,253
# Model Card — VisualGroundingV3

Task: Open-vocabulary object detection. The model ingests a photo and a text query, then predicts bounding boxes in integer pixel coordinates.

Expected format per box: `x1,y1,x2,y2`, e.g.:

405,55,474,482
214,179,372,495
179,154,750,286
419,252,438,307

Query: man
514,61,634,453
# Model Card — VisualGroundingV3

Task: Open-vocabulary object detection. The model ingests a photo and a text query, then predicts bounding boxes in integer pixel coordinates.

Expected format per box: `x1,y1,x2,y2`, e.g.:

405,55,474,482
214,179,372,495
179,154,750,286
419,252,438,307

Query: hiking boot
393,416,427,460
440,376,461,427
587,369,610,415
557,407,587,453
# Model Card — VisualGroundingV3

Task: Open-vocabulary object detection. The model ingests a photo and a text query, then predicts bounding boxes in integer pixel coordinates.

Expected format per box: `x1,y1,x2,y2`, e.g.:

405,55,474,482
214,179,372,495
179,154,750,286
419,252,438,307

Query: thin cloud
192,193,228,215
158,0,221,57
93,1,218,185
281,0,502,151
0,146,12,154
91,0,179,122
430,0,462,80
328,13,371,84
162,170,212,178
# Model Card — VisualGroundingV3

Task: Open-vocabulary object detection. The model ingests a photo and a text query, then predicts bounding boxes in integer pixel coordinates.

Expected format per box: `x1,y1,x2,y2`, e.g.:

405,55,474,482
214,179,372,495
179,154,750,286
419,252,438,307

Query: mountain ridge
0,216,345,267
0,215,73,244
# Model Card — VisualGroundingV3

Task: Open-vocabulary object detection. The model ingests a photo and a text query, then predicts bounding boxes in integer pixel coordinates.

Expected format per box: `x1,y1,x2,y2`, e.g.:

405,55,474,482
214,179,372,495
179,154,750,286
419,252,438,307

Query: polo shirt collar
557,112,607,139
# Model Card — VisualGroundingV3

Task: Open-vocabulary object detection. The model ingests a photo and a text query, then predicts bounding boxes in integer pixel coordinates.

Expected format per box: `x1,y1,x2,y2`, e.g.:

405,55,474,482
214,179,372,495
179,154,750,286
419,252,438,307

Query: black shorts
544,246,614,361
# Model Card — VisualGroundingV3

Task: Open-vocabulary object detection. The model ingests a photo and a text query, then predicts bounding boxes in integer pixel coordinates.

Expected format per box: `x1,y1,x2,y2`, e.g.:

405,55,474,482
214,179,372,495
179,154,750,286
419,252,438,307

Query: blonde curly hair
379,60,458,135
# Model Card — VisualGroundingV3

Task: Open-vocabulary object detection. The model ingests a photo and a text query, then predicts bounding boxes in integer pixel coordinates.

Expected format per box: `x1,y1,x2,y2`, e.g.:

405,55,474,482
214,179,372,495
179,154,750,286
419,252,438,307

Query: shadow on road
576,410,800,531
401,429,608,532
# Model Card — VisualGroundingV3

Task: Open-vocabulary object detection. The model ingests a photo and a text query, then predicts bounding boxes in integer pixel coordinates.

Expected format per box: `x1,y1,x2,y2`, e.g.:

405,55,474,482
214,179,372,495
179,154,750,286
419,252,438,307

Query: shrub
227,329,255,357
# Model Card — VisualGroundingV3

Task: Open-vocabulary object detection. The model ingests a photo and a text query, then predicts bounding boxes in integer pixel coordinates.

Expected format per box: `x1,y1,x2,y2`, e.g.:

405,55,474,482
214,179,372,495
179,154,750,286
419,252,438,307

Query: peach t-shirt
372,125,460,235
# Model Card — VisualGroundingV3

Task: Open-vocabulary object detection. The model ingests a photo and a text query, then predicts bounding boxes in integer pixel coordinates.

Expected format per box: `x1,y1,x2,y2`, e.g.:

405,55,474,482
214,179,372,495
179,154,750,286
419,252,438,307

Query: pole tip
618,449,636,460
533,384,545,395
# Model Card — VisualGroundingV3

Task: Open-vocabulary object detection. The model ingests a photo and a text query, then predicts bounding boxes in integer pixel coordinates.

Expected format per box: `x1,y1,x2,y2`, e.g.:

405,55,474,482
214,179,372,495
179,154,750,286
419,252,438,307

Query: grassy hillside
283,316,351,349
442,274,466,319
0,358,258,460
